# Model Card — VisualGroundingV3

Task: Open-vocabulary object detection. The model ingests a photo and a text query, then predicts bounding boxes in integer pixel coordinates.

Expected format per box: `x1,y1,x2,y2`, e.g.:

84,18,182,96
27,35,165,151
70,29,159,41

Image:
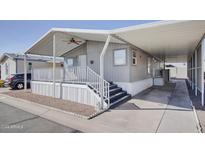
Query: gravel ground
186,80,205,132
3,90,96,117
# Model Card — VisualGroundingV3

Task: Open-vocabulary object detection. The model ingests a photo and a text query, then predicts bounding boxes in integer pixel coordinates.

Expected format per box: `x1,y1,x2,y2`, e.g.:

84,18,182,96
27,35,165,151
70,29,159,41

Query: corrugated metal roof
0,53,63,64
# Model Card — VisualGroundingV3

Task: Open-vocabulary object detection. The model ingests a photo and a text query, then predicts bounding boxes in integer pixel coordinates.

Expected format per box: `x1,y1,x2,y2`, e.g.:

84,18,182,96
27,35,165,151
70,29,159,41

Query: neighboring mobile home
24,21,205,111
0,53,63,80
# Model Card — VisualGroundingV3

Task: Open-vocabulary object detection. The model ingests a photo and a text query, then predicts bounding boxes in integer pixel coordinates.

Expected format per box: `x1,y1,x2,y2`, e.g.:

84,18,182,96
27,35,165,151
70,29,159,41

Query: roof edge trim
111,20,189,34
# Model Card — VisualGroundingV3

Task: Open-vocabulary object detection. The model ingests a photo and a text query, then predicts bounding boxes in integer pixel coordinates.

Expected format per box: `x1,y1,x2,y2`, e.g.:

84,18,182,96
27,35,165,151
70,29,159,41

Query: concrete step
110,87,122,96
110,94,131,107
110,91,127,102
108,81,114,85
109,84,118,90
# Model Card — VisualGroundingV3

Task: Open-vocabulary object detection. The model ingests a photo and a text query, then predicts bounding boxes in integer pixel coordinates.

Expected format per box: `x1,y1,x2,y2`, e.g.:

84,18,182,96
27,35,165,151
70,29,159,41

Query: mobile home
24,21,205,111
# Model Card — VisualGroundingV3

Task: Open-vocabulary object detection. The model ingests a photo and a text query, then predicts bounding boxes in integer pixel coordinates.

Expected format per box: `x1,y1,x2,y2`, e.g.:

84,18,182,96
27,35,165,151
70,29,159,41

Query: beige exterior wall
63,41,155,83
87,41,130,82
130,47,153,82
63,43,87,66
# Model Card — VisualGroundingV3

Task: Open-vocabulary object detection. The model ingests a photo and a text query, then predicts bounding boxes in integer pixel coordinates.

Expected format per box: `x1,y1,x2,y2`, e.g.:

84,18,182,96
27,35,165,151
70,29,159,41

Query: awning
25,21,205,59
26,28,123,56
113,21,205,58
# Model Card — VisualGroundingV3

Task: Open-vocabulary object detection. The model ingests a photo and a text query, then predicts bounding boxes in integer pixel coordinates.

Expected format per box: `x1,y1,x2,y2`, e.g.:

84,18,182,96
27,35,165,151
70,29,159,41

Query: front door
78,55,87,81
78,55,87,67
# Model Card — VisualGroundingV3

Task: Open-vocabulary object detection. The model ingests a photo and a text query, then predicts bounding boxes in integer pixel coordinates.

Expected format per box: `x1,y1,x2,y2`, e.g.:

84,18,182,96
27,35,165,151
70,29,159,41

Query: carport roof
25,28,123,56
0,53,63,64
25,21,205,58
113,20,205,58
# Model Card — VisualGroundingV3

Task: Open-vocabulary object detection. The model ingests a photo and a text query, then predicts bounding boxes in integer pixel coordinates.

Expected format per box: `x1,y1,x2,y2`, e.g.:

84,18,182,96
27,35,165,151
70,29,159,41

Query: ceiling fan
62,38,82,45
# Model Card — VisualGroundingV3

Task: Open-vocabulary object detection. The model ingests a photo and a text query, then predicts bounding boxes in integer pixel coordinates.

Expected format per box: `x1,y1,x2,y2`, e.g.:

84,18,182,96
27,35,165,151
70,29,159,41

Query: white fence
32,67,63,82
32,66,110,108
31,81,104,110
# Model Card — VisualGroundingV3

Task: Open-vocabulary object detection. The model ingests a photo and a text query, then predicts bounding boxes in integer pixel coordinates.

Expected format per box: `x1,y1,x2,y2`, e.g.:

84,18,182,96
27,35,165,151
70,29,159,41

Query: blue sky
0,20,158,54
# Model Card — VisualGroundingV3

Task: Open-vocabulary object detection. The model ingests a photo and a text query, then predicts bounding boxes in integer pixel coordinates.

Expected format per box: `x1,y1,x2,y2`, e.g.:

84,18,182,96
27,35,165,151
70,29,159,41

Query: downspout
53,33,56,98
24,54,27,90
201,38,205,106
100,35,111,78
100,35,111,109
195,50,198,96
192,54,194,90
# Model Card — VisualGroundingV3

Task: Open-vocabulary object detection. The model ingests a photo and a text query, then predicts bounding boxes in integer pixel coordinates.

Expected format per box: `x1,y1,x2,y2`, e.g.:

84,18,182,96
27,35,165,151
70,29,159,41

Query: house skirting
114,78,153,96
31,81,102,110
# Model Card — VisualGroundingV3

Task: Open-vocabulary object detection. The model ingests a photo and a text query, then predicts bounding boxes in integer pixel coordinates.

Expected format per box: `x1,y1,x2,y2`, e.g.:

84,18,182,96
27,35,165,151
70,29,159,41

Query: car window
14,74,31,79
15,74,24,78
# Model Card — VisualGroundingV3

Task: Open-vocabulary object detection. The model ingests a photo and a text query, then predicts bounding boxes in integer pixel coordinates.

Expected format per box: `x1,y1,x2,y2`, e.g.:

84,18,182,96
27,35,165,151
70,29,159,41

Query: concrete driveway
0,102,81,133
156,80,198,132
88,80,199,132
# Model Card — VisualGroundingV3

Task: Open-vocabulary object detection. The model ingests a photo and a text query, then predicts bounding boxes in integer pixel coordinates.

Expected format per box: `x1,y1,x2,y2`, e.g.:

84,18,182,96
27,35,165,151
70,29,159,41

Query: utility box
163,69,169,83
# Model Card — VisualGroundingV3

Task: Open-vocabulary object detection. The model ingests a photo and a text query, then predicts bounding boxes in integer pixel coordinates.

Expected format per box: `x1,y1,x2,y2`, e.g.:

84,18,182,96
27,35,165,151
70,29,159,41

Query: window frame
132,50,137,65
67,58,74,67
113,48,127,66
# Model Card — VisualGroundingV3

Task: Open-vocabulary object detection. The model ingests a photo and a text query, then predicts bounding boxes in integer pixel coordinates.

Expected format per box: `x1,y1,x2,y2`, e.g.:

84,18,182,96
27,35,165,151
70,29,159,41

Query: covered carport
112,20,205,106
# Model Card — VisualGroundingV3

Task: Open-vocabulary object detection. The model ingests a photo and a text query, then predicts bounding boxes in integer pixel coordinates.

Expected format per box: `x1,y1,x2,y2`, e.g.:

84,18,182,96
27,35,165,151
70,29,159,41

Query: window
132,50,137,65
67,58,74,66
114,49,126,65
28,62,32,71
147,57,151,74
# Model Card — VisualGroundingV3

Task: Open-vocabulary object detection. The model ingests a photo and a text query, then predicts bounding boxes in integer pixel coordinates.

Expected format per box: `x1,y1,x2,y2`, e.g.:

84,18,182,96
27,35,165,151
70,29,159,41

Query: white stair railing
86,67,110,108
64,66,110,108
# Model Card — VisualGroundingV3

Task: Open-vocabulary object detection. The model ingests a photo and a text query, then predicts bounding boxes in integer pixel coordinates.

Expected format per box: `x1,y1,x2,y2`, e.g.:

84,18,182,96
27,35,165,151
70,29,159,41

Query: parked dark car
9,73,31,90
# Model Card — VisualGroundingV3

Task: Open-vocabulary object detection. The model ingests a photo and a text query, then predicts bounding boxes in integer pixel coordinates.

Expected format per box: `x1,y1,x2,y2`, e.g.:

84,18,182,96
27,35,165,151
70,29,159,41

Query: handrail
64,66,110,108
86,67,110,108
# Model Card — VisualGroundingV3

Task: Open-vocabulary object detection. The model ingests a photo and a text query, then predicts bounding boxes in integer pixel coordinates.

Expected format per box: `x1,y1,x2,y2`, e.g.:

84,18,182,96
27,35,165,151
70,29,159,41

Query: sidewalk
156,80,199,132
